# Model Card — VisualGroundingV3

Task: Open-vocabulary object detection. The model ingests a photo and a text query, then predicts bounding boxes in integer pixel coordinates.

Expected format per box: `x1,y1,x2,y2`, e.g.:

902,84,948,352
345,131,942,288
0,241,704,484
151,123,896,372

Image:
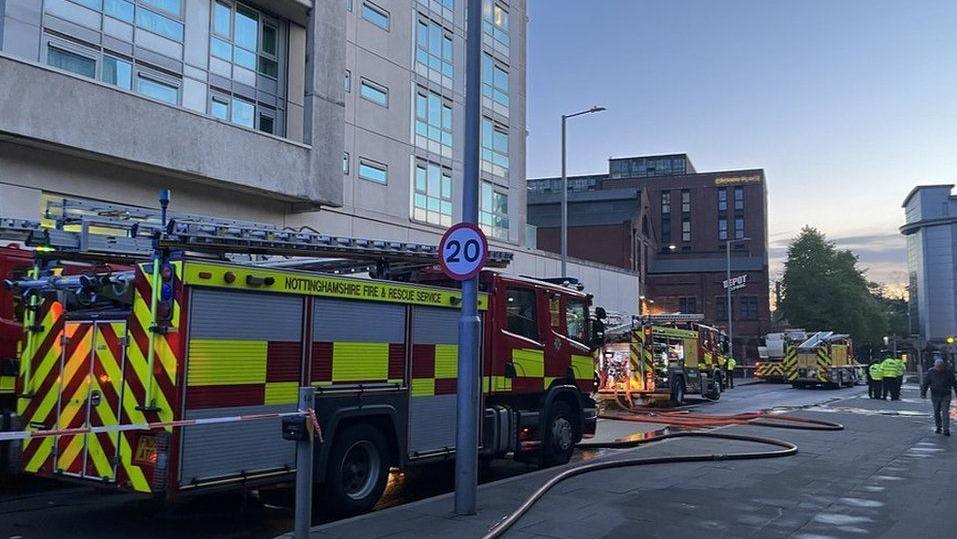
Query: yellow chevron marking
25,437,54,473
56,433,84,471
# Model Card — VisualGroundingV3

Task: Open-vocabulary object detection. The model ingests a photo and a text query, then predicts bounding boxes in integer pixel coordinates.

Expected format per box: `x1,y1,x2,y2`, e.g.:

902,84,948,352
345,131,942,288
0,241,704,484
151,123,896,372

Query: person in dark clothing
865,360,877,399
920,358,957,436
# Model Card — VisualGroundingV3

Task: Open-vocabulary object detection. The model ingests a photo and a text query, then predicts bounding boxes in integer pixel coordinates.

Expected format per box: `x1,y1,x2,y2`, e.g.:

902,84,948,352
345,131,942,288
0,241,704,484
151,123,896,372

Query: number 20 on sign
438,223,488,281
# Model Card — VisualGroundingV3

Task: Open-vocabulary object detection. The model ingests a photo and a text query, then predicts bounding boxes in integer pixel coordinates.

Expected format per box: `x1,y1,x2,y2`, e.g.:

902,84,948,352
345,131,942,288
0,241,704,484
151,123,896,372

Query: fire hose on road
482,412,844,539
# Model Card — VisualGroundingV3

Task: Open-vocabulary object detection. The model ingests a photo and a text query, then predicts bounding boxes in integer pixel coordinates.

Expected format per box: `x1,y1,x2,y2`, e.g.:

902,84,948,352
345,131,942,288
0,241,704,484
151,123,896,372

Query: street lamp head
589,106,607,113
668,244,677,251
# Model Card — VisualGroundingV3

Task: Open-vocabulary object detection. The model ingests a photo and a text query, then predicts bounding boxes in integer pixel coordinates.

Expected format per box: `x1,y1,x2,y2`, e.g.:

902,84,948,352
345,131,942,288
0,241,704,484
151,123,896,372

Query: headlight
661,377,668,383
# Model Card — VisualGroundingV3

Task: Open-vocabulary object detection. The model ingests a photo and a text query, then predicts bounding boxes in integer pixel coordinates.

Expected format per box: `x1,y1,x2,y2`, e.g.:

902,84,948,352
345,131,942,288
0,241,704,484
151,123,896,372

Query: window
360,79,389,107
482,53,509,114
682,218,691,242
480,182,509,240
342,152,350,175
413,161,453,226
102,56,132,90
141,0,182,16
483,0,509,50
415,89,453,157
566,299,588,343
506,288,539,341
740,296,759,321
735,217,745,239
661,203,671,244
681,190,691,213
362,2,390,30
207,1,288,136
481,117,509,178
718,188,727,211
47,45,96,78
136,6,184,42
105,0,135,22
344,69,351,92
678,296,697,314
415,18,453,81
358,159,388,184
718,217,728,241
137,74,178,104
231,97,255,127
716,297,735,322
258,109,276,134
209,96,229,120
734,187,744,210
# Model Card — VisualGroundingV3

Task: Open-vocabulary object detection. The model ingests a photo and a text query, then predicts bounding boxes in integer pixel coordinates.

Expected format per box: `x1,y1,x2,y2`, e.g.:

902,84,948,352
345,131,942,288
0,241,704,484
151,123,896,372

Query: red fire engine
1,196,600,516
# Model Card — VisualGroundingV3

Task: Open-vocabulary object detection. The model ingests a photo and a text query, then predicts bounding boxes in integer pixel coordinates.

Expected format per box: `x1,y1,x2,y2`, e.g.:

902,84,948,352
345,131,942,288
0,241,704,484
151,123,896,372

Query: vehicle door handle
89,390,102,407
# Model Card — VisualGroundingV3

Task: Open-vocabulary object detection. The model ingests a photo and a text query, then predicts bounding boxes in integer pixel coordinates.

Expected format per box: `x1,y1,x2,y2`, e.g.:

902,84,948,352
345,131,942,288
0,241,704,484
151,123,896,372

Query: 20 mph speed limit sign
438,223,488,281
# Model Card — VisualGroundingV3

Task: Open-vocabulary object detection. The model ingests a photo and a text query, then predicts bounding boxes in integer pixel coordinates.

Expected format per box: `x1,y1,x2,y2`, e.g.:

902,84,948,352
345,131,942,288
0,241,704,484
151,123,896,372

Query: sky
525,0,957,291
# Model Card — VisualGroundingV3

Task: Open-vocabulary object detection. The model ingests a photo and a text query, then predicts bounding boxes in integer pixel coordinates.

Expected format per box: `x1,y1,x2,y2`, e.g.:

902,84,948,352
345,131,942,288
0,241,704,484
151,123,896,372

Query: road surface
0,381,863,539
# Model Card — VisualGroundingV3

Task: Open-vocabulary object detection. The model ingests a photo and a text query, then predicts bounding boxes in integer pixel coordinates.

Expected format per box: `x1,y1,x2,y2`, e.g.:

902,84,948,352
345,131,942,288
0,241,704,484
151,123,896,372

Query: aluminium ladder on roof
0,196,513,270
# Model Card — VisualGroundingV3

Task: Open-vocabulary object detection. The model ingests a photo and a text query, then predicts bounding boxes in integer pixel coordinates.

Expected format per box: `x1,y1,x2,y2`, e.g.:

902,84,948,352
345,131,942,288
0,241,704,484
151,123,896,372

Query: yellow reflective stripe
544,376,558,389
434,344,457,378
182,261,489,310
25,438,54,472
483,375,514,392
56,433,84,470
570,354,594,380
0,376,15,392
188,340,267,386
124,342,173,422
118,434,151,492
265,382,299,405
133,288,177,384
332,342,388,382
387,378,403,385
411,378,435,397
512,348,544,378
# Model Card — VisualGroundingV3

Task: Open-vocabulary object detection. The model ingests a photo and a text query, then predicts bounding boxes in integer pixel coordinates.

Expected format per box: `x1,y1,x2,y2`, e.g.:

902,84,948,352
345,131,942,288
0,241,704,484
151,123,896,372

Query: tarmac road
0,381,863,539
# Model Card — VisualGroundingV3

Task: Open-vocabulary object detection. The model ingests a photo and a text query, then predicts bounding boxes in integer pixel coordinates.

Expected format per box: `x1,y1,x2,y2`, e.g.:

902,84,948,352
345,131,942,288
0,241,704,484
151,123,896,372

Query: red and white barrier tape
0,409,317,442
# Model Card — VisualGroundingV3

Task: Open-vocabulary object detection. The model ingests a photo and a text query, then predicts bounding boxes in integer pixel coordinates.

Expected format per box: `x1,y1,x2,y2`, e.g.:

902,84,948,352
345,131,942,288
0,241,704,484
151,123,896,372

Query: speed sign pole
452,0,484,516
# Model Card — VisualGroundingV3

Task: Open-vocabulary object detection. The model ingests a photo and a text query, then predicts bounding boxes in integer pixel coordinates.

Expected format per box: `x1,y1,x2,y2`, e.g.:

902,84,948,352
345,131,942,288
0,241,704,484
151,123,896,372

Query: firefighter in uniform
869,359,885,399
725,356,736,389
881,354,906,401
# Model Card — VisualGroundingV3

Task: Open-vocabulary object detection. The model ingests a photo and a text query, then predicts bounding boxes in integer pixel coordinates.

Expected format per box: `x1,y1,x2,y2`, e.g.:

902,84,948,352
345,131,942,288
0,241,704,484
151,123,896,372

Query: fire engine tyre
670,379,686,406
541,401,577,468
323,423,391,517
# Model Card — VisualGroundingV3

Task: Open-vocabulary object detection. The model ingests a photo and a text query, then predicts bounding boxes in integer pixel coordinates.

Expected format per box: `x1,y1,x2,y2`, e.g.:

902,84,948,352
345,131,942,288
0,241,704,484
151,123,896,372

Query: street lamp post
560,106,605,277
726,237,751,359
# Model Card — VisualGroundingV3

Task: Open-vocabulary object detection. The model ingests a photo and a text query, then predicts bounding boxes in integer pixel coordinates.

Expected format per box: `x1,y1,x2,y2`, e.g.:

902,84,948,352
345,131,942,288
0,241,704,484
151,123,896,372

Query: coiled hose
482,414,844,539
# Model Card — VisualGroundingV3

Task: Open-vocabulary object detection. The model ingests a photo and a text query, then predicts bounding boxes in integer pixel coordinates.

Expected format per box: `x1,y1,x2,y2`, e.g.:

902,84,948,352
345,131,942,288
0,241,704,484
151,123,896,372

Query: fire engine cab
0,195,600,516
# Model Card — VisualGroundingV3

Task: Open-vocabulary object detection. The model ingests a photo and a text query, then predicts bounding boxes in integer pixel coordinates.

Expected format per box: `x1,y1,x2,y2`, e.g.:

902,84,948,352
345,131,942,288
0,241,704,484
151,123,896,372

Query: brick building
528,154,771,361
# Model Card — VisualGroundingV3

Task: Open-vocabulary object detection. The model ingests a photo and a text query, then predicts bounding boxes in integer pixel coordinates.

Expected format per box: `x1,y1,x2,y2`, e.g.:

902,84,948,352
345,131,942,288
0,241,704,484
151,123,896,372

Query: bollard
282,387,316,539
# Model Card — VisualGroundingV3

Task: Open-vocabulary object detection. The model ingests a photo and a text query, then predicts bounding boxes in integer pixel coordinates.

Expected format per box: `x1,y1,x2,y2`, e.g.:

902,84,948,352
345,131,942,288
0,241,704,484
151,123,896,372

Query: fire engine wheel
670,380,686,406
541,401,577,467
324,424,391,517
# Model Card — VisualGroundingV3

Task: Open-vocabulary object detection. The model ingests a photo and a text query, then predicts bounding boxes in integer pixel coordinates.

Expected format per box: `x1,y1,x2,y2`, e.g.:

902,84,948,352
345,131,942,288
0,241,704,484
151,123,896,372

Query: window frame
135,66,181,105
44,37,98,80
480,181,510,240
505,287,540,343
734,186,745,210
681,218,691,242
361,1,391,31
718,217,728,241
718,187,728,211
565,297,589,344
359,78,389,107
411,160,453,227
681,189,691,213
358,158,389,184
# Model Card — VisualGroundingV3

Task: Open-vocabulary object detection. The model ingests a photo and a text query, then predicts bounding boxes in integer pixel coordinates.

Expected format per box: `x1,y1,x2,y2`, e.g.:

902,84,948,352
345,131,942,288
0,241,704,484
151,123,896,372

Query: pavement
298,383,956,539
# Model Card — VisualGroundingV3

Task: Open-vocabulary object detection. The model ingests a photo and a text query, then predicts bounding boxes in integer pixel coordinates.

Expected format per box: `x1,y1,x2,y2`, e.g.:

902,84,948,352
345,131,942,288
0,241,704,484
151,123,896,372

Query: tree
778,227,887,350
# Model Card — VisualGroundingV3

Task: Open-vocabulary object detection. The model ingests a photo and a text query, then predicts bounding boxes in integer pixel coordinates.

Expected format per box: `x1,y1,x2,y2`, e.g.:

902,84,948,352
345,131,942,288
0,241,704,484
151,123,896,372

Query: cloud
768,229,907,286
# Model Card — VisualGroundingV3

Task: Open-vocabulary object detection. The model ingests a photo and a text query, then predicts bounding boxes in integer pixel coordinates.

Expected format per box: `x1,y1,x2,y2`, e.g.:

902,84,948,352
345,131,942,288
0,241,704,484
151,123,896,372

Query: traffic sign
438,223,488,281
